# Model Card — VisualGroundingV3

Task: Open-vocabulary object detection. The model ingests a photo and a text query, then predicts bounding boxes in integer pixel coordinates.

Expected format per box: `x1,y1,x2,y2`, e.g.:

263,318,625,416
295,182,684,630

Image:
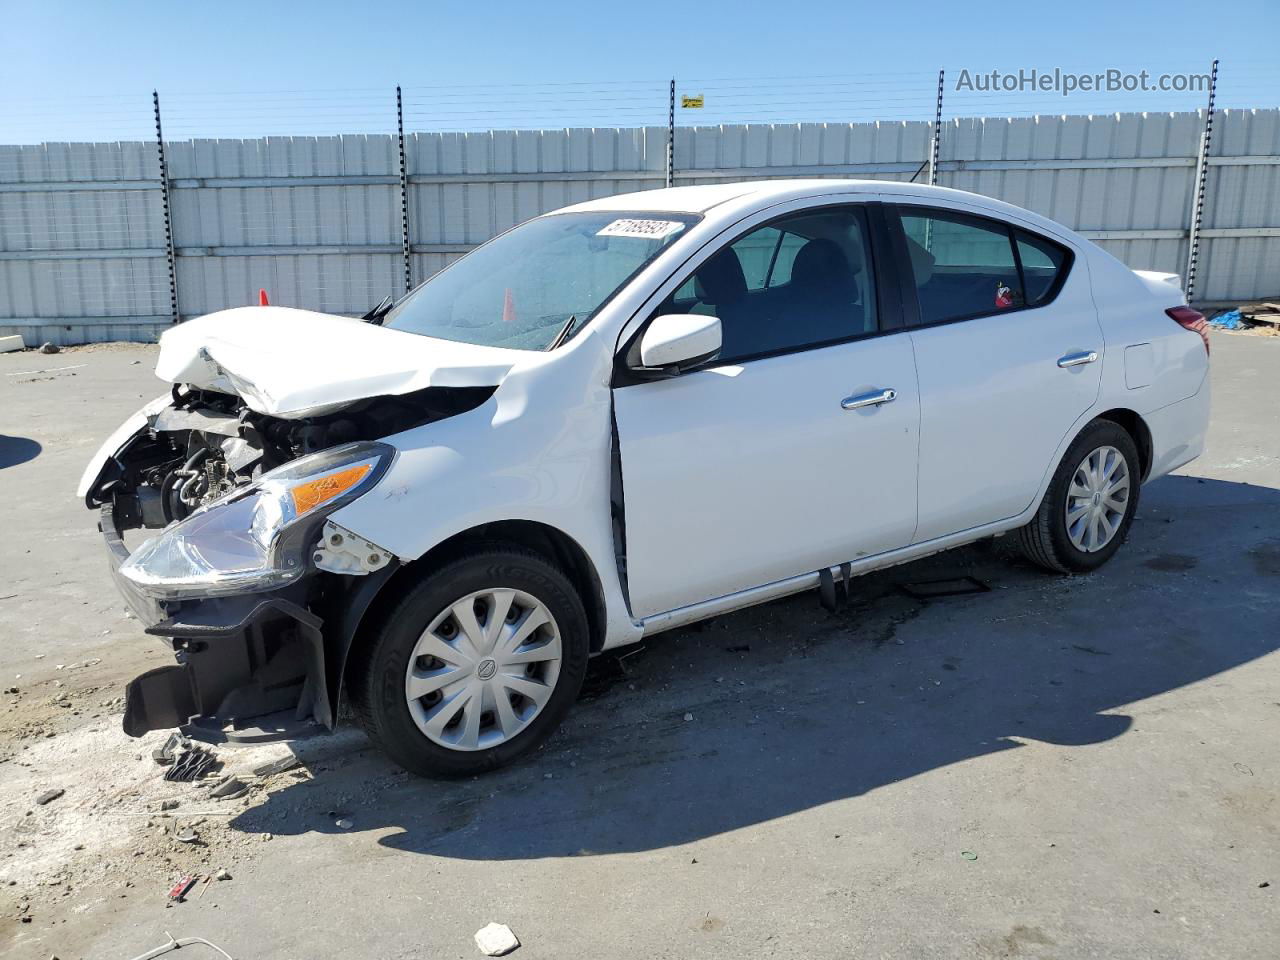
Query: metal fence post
928,69,945,187
396,85,412,294
1184,58,1219,304
665,78,675,188
152,90,179,324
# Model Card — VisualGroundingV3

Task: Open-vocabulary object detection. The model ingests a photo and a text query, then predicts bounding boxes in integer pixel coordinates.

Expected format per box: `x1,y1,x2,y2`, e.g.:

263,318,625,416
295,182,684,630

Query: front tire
350,545,590,778
1017,419,1141,574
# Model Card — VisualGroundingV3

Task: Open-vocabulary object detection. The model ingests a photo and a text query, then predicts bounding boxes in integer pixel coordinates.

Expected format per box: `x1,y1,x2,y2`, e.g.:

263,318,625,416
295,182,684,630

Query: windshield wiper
545,315,577,351
362,294,394,326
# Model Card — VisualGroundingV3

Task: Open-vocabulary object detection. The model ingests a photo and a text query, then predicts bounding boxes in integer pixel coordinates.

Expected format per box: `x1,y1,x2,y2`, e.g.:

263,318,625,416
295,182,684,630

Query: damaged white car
81,180,1210,777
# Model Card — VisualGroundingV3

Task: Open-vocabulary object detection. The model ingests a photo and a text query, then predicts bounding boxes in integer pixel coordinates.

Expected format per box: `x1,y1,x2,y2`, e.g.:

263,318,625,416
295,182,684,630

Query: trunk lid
156,306,525,418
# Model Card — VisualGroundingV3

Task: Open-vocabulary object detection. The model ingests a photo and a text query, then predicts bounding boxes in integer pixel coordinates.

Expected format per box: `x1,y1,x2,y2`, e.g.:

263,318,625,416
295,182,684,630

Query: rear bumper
102,503,384,745
1145,376,1211,481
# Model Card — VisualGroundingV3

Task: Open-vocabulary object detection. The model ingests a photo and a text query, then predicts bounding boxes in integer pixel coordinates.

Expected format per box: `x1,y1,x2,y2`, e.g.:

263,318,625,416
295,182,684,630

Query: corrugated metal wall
1,109,1276,346
0,141,171,345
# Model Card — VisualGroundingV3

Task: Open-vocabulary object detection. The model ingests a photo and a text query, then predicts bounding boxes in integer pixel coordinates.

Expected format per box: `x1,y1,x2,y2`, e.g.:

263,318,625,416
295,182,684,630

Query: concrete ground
1,335,1277,960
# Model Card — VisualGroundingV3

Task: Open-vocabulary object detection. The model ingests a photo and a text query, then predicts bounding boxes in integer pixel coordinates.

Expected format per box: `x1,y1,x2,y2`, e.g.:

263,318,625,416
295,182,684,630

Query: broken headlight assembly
118,441,394,600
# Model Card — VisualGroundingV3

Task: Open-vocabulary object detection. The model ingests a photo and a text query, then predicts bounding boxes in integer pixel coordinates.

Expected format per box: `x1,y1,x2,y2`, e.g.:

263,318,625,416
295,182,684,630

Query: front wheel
349,545,590,777
1017,419,1142,574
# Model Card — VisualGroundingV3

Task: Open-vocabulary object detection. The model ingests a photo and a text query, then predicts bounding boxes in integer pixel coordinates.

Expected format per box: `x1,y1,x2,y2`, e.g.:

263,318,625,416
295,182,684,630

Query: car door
890,203,1103,544
613,203,921,620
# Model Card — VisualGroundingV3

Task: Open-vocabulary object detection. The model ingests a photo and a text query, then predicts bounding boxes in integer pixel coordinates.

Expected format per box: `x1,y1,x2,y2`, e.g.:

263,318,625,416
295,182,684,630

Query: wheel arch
1093,407,1154,481
333,519,609,716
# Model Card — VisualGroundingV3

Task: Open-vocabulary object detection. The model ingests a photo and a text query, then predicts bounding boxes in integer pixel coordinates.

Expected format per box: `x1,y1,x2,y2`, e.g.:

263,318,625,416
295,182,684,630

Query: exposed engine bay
86,383,495,530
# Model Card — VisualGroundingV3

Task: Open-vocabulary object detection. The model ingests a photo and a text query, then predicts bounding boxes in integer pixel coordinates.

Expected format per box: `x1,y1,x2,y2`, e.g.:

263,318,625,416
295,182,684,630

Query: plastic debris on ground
152,732,186,766
209,776,249,800
164,743,218,782
1209,309,1244,330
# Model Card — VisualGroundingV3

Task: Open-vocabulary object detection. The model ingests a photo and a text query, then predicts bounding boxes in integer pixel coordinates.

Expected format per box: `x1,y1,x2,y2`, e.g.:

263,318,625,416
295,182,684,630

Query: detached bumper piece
122,594,332,744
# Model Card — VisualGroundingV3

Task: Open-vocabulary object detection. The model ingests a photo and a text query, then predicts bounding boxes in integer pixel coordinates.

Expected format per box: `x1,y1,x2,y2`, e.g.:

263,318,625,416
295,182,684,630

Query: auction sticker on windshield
596,218,686,239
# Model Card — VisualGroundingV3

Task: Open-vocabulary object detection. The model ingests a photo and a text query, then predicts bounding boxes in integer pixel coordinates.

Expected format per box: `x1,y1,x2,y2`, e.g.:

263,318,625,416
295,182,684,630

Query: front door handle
841,388,897,410
1057,350,1099,368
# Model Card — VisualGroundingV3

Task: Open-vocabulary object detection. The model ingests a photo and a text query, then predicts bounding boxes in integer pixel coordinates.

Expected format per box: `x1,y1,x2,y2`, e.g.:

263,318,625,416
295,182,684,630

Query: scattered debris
335,818,353,830
1238,302,1280,326
960,850,979,861
35,788,64,806
159,799,181,811
167,874,197,902
1071,644,1112,656
684,713,694,722
165,744,218,782
214,867,232,881
1234,762,1254,776
152,732,186,766
725,644,751,653
251,754,300,778
39,342,61,354
209,776,249,800
175,827,199,843
474,922,521,956
1209,309,1245,330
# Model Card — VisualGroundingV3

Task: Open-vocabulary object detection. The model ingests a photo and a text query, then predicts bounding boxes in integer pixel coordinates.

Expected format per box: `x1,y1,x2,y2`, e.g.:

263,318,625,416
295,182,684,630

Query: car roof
558,178,1079,245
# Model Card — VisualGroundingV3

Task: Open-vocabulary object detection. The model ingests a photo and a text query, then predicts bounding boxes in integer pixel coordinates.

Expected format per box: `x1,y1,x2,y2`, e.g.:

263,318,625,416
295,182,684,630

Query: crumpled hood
155,306,525,418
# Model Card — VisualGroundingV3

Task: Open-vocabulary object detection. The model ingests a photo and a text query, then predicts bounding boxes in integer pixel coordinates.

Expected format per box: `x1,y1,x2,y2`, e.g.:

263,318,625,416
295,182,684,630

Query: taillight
1167,306,1210,357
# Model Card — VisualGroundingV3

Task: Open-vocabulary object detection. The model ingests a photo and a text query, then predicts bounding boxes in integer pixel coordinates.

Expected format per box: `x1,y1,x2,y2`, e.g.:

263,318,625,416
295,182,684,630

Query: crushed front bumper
102,503,391,744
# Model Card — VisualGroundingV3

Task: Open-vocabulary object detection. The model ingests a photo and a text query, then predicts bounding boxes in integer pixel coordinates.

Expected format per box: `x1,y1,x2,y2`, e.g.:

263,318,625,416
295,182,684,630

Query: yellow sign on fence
681,95,704,109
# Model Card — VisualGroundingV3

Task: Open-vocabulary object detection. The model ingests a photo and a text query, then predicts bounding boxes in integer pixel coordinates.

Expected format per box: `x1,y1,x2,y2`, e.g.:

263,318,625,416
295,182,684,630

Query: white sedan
80,179,1210,776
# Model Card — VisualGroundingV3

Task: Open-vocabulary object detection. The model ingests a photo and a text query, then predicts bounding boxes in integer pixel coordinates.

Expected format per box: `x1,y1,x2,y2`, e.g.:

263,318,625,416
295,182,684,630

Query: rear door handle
1057,350,1099,368
841,388,897,410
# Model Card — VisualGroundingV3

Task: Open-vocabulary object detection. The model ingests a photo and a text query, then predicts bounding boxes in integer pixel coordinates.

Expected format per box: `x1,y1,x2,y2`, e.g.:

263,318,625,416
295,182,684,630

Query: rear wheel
350,545,589,777
1017,419,1141,574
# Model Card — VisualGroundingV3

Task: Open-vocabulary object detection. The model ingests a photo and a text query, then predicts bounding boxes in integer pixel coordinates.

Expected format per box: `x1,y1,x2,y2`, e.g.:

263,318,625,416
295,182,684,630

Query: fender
327,327,643,651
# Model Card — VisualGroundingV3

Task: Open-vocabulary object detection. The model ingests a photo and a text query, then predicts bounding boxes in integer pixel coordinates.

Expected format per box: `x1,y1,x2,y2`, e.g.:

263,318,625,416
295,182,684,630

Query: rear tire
1017,419,1141,574
349,545,589,778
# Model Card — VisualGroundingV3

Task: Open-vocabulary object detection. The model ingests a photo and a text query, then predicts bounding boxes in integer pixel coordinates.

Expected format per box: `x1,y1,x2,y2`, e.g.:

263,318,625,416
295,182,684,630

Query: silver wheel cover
1065,444,1131,553
404,588,562,751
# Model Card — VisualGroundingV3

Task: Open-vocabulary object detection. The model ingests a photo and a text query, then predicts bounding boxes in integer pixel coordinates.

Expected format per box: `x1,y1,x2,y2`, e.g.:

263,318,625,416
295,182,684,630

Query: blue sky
2,0,1277,142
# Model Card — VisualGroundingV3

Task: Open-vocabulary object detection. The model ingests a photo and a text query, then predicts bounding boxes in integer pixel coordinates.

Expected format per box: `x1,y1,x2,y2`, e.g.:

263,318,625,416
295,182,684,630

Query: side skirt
637,516,1028,638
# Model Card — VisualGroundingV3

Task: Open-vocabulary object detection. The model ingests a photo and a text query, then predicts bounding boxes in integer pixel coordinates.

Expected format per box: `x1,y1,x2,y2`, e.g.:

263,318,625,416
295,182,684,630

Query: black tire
349,544,590,778
1017,419,1142,574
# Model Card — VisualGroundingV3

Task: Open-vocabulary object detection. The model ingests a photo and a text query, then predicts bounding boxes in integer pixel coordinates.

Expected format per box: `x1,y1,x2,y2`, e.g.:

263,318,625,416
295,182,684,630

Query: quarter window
1015,229,1069,305
654,206,878,364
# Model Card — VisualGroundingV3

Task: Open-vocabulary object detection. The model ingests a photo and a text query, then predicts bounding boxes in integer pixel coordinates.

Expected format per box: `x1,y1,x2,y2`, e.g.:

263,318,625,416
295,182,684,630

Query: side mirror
637,314,722,372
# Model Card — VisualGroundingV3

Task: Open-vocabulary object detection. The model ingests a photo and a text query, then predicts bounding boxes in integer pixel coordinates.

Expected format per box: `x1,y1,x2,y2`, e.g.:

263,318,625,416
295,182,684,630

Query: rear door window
898,208,1022,324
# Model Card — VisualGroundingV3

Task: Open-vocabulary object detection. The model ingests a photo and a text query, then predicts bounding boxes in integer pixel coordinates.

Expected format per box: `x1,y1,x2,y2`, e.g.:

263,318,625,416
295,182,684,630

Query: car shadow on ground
231,474,1280,859
0,434,42,469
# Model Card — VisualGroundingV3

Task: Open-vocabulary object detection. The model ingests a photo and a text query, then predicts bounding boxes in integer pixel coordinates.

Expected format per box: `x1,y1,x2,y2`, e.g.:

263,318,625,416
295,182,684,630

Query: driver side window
656,205,878,364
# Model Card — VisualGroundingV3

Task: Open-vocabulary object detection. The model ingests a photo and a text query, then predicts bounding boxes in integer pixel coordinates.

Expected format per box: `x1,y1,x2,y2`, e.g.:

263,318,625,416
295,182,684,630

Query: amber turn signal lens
289,463,372,517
